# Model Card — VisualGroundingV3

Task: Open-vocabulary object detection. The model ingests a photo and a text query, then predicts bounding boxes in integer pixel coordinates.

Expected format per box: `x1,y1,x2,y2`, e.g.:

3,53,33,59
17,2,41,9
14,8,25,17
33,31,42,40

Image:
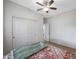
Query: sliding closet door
12,17,42,48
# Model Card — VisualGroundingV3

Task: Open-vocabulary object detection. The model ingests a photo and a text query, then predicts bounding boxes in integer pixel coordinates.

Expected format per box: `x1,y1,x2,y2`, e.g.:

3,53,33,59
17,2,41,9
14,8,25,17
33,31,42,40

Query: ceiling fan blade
37,8,43,11
50,7,57,10
43,0,48,6
49,0,54,6
36,2,44,6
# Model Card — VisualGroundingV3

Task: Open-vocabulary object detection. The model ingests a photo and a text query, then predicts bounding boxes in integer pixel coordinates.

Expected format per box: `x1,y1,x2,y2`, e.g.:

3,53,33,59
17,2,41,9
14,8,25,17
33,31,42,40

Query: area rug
28,45,73,59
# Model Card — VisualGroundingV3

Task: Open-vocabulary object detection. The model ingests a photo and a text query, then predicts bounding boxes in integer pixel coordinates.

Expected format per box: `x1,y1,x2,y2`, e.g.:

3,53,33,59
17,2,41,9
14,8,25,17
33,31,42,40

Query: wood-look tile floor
44,41,76,59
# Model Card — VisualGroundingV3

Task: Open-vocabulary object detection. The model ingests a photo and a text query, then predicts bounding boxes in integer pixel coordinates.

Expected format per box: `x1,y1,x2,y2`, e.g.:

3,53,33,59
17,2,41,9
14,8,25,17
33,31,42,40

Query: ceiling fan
36,0,57,13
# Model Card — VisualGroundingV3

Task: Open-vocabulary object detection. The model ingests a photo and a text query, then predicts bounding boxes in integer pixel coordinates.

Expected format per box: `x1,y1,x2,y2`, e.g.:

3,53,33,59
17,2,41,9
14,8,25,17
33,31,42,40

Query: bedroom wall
3,0,43,55
46,9,76,49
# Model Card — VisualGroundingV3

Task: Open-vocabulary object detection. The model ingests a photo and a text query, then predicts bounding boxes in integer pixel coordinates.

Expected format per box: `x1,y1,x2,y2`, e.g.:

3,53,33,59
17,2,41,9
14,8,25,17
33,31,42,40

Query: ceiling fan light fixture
43,7,49,11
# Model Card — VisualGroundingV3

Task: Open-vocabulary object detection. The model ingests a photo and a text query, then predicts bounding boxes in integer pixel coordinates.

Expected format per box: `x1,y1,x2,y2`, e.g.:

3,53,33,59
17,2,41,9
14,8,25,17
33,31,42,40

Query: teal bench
11,42,47,59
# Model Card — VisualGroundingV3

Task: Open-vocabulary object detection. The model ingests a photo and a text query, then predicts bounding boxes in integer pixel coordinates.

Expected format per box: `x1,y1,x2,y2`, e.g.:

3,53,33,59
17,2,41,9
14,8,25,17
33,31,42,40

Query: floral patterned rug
28,45,73,59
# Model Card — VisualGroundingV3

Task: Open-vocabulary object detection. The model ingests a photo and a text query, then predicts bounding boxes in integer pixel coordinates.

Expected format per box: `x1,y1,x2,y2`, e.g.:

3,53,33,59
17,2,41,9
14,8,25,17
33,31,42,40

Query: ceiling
9,0,76,18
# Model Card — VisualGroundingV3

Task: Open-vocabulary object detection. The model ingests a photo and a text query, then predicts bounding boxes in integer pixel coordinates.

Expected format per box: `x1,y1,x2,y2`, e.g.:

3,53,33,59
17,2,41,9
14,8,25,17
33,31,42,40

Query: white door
43,24,49,41
12,17,43,48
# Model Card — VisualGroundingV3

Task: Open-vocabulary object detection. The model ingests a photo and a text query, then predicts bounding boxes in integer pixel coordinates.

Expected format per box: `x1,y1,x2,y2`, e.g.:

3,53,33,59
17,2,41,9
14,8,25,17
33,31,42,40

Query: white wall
3,0,43,55
47,9,76,49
